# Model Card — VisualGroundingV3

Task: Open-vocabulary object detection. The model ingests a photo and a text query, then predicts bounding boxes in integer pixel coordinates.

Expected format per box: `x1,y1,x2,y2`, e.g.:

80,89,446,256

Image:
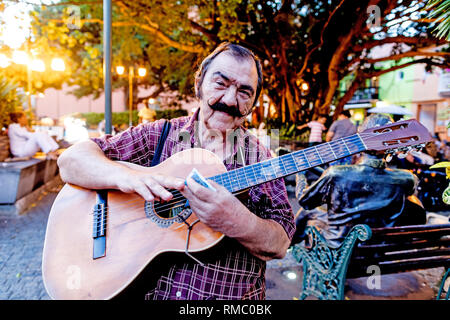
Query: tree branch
297,0,346,79
365,57,448,78
318,0,383,112
353,36,448,52
364,50,450,64
47,18,203,53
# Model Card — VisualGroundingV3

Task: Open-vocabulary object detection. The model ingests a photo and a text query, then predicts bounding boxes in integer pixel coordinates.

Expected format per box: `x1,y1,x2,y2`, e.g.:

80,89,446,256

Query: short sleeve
328,121,337,133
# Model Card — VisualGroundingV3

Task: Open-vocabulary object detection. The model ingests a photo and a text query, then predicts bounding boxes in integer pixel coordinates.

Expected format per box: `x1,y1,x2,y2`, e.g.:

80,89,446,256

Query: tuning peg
397,152,408,159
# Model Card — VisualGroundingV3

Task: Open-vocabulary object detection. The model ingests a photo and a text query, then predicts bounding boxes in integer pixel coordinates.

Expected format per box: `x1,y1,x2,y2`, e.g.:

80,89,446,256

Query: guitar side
42,148,226,300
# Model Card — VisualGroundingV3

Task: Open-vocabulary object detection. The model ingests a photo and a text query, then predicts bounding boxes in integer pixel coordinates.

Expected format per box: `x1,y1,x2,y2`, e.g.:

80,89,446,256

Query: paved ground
0,180,447,300
0,191,56,300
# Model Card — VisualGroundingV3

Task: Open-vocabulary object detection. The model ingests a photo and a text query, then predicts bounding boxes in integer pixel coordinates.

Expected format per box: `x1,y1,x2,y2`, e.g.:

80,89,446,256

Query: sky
0,0,56,48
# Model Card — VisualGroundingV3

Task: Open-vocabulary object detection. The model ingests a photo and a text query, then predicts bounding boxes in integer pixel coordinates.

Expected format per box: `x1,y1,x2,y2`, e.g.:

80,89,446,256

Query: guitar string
92,131,411,216
105,152,359,215
94,134,368,213
100,135,368,213
93,129,417,217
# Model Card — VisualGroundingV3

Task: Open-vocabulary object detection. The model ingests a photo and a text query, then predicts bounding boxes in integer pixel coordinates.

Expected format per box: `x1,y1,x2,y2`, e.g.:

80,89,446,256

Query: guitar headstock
359,119,433,155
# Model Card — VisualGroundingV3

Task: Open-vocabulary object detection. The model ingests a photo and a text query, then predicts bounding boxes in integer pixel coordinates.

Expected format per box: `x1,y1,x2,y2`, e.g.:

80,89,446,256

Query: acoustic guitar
42,119,431,299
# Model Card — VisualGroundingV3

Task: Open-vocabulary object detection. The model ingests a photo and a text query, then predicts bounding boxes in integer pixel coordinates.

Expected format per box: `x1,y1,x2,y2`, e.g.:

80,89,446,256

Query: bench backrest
347,223,450,278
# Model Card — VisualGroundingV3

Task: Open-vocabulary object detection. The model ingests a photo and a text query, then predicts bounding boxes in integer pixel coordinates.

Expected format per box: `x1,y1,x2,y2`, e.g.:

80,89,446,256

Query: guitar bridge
92,190,108,259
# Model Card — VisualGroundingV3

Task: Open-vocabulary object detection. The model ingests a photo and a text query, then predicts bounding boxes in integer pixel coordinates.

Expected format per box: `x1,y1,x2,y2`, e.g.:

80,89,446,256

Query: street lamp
0,54,11,68
6,51,65,118
116,65,147,127
30,59,45,72
51,58,66,72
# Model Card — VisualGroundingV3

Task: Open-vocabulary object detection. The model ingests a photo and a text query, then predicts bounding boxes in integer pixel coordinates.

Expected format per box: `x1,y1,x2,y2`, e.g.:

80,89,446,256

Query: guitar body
42,148,226,300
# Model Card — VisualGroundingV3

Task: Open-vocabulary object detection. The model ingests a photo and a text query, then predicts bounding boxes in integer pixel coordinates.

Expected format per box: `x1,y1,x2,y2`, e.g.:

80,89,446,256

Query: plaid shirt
92,110,295,300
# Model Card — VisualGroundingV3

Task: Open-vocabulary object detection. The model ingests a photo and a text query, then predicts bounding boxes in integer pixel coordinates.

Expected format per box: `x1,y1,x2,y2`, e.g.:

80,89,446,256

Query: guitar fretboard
208,133,367,193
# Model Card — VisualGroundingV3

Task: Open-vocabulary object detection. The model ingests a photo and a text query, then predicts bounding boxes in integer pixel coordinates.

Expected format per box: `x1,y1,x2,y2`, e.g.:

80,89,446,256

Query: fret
285,153,300,173
271,157,287,177
251,162,266,185
251,163,263,185
279,155,295,175
209,133,369,194
344,135,366,154
209,174,223,187
250,165,260,185
327,142,337,159
313,146,323,163
213,173,229,192
280,155,296,175
260,160,277,182
304,148,322,167
227,169,240,192
241,167,251,189
242,166,255,187
342,138,351,154
316,143,336,163
329,139,349,159
223,171,232,191
357,133,368,150
292,150,310,171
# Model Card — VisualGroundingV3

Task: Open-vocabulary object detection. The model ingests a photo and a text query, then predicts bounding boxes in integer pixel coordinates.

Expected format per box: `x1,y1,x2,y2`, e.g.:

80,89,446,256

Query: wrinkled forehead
205,52,258,89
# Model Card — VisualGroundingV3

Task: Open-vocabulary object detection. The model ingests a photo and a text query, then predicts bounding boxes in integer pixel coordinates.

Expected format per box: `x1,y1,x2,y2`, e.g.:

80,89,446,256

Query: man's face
197,52,258,134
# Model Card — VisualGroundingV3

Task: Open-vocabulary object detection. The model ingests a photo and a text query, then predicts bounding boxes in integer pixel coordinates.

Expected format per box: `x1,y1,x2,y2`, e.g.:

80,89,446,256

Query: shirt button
176,291,182,298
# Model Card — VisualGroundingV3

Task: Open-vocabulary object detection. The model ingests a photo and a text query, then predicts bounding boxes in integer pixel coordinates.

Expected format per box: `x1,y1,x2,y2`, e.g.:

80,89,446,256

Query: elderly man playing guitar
56,43,295,300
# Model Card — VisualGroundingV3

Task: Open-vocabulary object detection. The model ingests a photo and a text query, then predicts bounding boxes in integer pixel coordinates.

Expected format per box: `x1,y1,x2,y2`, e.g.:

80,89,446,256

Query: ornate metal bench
291,223,450,300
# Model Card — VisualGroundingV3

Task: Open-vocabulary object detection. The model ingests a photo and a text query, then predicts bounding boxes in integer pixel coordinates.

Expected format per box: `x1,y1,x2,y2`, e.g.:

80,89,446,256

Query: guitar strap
150,120,171,167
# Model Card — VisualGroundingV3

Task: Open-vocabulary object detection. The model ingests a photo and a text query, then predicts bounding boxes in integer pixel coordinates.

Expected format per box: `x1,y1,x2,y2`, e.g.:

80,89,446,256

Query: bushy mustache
208,101,245,118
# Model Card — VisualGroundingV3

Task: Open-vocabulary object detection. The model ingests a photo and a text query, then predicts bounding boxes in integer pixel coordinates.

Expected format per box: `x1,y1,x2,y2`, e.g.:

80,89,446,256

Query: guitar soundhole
144,189,192,228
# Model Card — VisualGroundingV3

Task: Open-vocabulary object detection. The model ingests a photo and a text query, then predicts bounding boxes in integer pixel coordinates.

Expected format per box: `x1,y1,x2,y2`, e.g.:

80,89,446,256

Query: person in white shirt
8,111,59,160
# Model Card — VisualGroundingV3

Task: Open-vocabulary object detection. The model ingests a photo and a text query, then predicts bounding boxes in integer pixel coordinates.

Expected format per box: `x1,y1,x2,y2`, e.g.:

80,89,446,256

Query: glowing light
30,59,45,72
51,58,65,71
12,50,29,65
0,54,10,68
301,82,309,91
116,66,125,75
286,272,297,280
138,67,147,77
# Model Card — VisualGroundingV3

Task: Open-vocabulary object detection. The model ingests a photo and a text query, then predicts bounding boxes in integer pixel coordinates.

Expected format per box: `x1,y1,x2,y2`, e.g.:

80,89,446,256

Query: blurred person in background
8,111,59,160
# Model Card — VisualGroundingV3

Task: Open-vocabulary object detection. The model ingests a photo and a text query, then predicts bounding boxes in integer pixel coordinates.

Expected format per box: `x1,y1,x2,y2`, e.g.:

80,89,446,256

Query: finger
179,185,209,211
134,183,155,202
152,175,185,191
143,177,173,201
185,177,216,201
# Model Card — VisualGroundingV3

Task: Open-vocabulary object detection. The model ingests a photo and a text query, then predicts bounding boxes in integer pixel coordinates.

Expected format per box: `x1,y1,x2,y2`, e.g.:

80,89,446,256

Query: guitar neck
208,133,367,193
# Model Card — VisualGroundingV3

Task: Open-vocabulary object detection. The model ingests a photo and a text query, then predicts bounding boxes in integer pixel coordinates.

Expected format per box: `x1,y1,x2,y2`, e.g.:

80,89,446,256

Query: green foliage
265,118,309,143
427,0,450,40
0,78,26,130
78,109,188,127
24,0,450,125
